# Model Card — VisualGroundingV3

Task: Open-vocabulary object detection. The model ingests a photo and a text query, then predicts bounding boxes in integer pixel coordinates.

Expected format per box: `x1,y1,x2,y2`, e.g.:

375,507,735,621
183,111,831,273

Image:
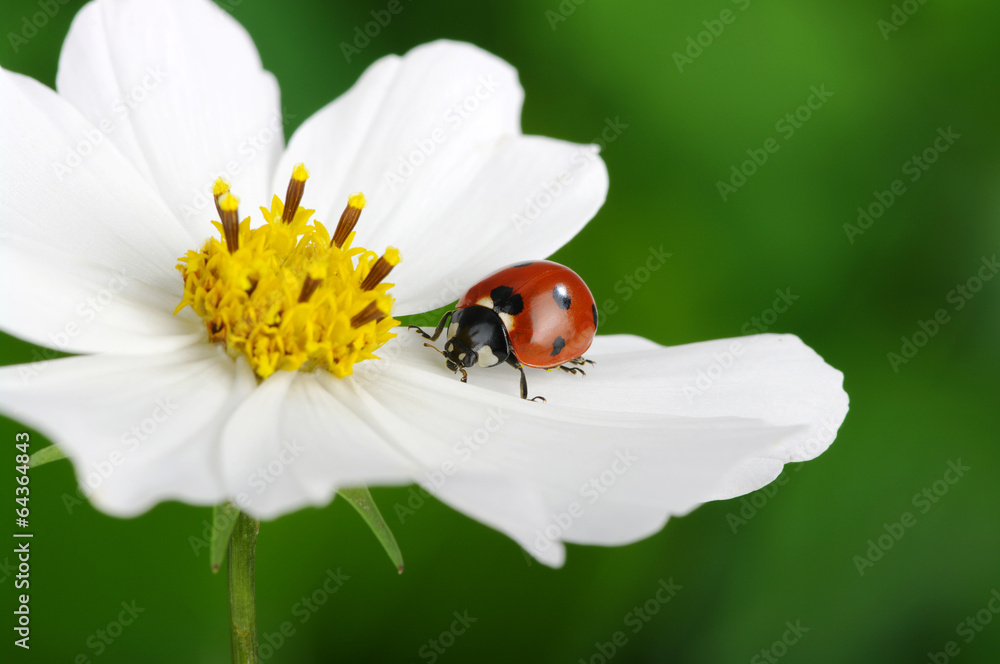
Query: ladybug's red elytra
409,260,598,401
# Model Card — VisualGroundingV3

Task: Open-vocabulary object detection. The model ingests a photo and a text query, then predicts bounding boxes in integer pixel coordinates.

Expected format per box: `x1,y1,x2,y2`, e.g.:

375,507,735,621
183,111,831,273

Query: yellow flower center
175,164,400,380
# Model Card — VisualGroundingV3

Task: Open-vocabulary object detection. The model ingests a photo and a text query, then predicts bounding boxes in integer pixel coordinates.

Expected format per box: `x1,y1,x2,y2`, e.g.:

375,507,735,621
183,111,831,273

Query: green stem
228,512,259,664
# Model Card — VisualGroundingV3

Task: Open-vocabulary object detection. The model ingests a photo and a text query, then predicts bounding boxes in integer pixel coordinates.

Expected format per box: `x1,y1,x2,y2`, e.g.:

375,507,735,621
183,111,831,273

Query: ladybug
409,260,598,401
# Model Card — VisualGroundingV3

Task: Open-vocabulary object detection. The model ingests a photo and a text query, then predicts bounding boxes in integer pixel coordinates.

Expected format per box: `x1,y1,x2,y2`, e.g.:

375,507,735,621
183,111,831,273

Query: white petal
0,68,205,354
276,40,608,315
345,333,812,566
56,0,283,238
581,333,849,499
425,472,566,567
0,345,256,516
218,371,417,520
396,331,849,500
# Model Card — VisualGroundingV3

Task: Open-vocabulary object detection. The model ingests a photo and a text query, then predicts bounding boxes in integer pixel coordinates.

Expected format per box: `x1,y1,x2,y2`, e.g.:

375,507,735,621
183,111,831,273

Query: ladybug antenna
423,343,468,382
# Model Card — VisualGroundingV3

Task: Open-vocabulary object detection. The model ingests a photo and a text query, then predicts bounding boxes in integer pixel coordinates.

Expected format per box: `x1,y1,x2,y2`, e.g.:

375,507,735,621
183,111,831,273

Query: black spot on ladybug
592,304,598,328
490,285,524,315
552,284,571,310
551,336,566,356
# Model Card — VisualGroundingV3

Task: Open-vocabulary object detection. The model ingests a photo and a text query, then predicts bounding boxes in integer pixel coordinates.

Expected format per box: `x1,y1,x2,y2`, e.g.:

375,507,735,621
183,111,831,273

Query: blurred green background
2,0,999,662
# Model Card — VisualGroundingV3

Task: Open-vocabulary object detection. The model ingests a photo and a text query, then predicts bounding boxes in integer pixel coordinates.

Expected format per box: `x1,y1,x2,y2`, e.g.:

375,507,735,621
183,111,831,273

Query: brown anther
350,300,385,328
282,164,310,223
298,275,323,303
218,192,241,252
331,192,366,248
360,247,401,291
212,177,230,224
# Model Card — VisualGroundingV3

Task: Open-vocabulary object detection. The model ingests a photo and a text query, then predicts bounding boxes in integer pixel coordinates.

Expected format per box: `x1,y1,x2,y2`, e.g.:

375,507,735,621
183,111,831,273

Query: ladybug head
443,306,511,370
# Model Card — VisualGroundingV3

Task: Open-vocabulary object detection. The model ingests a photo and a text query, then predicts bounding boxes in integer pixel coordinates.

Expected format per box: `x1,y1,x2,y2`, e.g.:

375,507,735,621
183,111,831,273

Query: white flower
0,0,847,566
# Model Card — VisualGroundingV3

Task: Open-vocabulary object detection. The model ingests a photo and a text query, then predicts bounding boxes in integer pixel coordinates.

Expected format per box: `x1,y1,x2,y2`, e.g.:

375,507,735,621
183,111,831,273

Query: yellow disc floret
175,165,400,380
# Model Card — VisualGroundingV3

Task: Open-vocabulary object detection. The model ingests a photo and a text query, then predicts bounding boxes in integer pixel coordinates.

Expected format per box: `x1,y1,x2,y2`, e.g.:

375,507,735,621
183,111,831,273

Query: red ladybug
410,260,597,401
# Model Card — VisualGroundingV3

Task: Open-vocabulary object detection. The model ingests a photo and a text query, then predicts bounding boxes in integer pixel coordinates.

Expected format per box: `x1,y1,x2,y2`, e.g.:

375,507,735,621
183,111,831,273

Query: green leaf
338,487,404,573
29,445,66,468
210,502,241,573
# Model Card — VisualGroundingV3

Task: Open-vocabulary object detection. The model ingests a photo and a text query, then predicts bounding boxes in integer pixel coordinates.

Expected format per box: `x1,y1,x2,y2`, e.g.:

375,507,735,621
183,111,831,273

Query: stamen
332,192,366,248
282,163,310,223
212,177,230,220
298,274,322,303
361,247,401,291
218,192,240,252
176,166,401,381
350,300,385,328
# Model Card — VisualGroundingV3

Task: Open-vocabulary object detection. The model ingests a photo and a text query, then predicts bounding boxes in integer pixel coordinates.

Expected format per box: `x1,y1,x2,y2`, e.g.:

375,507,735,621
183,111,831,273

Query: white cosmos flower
0,0,847,566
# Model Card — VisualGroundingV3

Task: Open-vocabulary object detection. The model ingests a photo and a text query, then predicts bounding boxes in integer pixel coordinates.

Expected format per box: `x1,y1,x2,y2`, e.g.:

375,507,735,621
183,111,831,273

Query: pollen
175,165,400,380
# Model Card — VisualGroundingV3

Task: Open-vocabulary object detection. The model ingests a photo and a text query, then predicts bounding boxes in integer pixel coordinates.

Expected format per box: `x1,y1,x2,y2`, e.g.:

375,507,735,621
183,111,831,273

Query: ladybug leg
512,363,546,402
555,356,594,376
407,310,453,342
